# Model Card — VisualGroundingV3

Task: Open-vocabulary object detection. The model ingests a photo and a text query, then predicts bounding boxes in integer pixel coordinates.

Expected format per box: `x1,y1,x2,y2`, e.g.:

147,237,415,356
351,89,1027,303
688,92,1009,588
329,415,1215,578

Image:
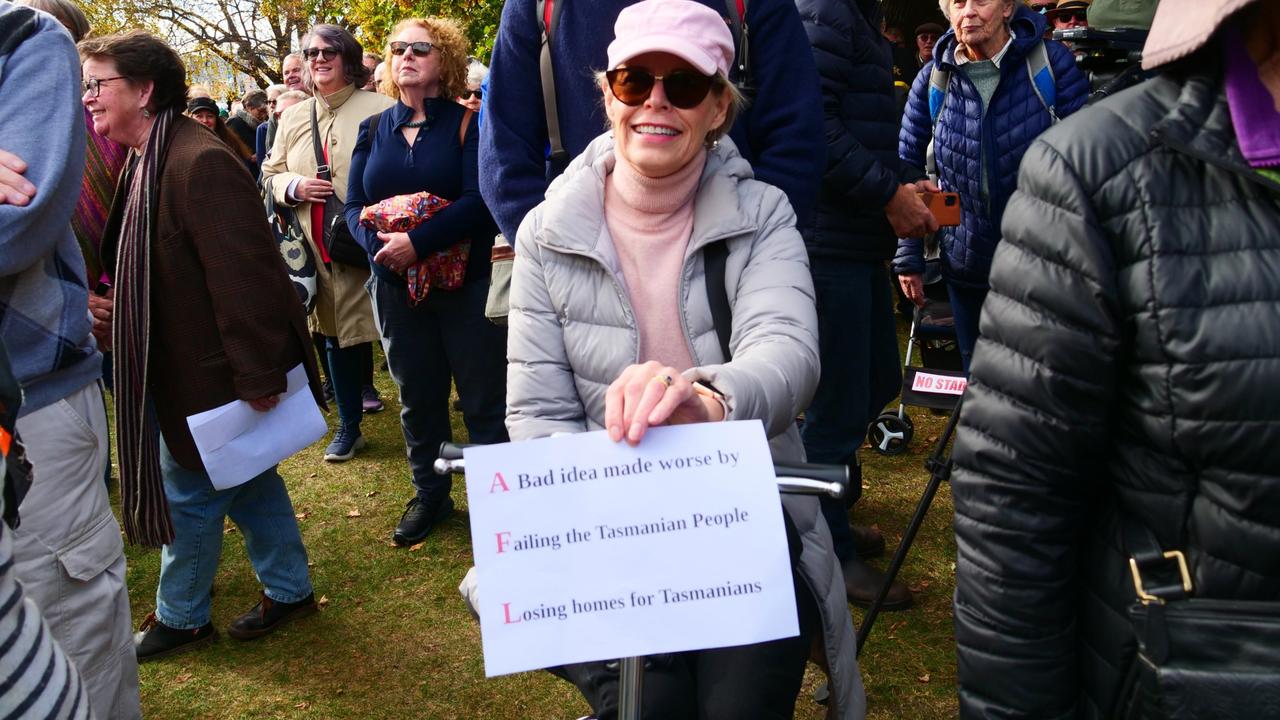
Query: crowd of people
0,0,1277,717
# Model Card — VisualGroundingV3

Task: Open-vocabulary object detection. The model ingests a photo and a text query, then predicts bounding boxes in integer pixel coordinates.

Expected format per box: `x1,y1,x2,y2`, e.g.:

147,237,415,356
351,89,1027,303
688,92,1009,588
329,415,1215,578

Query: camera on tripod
1054,26,1151,102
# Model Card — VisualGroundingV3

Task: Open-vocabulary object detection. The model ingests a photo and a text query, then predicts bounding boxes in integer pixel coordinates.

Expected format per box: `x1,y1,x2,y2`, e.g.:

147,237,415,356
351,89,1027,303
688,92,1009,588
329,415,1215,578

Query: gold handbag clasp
1129,550,1193,605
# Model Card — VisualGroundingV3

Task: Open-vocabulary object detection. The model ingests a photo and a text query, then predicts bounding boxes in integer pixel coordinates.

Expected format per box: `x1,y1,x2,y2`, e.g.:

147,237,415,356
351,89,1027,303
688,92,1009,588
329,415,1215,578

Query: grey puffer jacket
951,60,1280,719
508,133,865,719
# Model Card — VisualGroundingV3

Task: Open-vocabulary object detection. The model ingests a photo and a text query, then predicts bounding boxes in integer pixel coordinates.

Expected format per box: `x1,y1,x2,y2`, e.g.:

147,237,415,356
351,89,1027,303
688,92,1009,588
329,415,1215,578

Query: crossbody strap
538,0,567,168
309,101,332,182
704,241,732,361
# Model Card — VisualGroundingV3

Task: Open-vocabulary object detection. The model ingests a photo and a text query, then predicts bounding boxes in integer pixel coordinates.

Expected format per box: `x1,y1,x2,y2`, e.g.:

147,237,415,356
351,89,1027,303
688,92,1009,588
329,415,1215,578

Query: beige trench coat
261,84,394,347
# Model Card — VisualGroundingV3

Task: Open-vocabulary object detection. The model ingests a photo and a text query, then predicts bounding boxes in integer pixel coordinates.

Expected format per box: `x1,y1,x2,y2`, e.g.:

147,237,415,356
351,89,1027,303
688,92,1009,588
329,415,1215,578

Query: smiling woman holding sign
504,0,862,717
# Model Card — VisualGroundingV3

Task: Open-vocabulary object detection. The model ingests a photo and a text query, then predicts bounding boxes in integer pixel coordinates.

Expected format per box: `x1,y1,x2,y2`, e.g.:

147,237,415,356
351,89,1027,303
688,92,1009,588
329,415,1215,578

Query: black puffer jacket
795,0,909,262
951,59,1280,718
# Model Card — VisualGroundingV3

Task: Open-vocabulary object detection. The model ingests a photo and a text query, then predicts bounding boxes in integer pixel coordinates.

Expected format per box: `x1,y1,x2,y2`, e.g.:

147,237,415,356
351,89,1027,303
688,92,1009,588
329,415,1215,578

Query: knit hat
606,0,736,77
914,22,945,38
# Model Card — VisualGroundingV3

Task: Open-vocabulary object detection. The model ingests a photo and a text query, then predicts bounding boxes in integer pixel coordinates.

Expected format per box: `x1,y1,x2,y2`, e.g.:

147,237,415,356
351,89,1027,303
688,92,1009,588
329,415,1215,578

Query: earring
142,108,152,118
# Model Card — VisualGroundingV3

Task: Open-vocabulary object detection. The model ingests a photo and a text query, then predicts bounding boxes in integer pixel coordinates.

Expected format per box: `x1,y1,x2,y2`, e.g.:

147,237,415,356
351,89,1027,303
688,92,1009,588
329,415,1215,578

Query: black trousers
369,275,508,499
556,513,819,719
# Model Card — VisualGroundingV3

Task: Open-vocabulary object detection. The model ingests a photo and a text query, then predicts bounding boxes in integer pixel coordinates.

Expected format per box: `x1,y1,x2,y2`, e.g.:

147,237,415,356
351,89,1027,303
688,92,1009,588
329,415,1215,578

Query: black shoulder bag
309,101,368,267
1114,513,1280,719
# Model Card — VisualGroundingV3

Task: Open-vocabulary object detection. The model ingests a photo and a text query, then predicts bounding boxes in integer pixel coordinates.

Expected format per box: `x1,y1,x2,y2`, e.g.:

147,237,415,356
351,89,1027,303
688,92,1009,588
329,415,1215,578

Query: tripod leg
856,472,945,654
618,656,644,720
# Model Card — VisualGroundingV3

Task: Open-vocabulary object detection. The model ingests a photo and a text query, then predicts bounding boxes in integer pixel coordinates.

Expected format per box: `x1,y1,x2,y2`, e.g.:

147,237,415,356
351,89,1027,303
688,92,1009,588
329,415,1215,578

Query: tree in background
78,0,502,89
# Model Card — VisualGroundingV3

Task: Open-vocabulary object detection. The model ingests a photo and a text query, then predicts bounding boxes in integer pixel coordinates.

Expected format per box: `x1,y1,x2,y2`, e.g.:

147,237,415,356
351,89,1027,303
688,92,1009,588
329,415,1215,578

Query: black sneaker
226,592,318,640
392,495,454,547
134,612,216,663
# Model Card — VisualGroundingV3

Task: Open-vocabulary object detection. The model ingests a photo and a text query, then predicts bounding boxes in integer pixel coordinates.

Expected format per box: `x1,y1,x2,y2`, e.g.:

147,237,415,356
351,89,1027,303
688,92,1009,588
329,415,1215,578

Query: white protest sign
464,420,797,677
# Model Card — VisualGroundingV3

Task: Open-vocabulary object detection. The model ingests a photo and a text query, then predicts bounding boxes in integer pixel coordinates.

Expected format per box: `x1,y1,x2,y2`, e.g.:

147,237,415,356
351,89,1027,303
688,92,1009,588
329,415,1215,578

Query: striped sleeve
0,465,94,720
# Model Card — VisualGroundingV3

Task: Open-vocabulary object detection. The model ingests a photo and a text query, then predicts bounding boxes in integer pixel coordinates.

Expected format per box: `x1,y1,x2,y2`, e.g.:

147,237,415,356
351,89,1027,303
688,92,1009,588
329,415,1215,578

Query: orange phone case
919,191,961,227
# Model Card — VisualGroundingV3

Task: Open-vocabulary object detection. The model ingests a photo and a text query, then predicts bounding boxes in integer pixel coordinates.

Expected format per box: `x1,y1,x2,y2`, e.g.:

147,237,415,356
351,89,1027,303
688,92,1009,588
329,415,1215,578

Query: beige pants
14,383,141,720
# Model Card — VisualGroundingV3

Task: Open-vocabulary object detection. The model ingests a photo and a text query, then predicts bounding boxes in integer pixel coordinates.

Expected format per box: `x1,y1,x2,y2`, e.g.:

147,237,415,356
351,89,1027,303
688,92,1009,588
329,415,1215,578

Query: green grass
120,327,958,719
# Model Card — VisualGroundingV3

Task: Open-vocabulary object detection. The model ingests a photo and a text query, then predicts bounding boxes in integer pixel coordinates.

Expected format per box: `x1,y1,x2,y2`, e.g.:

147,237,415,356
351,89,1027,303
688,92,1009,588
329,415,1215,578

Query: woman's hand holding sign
605,361,725,447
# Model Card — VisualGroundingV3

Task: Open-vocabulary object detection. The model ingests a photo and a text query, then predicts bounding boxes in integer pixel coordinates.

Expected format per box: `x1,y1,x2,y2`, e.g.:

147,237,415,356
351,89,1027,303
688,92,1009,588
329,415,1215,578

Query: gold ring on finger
652,373,675,388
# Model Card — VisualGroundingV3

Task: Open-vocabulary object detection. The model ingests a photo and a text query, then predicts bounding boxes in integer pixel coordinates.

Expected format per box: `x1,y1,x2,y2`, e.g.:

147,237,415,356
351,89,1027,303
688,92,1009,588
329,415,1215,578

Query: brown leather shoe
850,524,886,559
841,556,913,610
226,592,317,640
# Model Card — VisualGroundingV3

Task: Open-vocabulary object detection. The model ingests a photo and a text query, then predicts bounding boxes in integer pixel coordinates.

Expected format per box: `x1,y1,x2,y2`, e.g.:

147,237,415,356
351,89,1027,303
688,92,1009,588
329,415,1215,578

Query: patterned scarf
72,106,128,284
113,108,177,548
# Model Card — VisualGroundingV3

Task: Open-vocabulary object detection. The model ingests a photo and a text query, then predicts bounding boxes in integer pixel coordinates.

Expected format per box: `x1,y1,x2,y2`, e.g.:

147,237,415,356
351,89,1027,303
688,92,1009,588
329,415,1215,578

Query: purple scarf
1223,24,1280,169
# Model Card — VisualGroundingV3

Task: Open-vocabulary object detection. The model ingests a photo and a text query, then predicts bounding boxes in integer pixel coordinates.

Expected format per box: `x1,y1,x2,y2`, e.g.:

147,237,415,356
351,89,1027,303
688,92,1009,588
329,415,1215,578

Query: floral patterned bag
358,191,469,305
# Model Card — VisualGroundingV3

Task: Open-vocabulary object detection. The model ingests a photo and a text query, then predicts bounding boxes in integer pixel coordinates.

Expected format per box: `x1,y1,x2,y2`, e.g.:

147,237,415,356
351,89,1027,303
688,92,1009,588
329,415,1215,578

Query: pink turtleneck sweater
604,150,707,370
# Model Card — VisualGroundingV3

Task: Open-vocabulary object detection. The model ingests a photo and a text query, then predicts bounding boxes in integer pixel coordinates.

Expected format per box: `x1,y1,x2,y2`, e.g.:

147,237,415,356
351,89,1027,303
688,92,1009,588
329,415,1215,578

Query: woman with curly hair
346,17,506,547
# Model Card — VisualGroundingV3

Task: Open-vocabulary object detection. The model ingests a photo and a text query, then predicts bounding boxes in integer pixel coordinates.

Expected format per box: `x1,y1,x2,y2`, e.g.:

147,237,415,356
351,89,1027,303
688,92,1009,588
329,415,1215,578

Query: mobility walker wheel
868,412,913,456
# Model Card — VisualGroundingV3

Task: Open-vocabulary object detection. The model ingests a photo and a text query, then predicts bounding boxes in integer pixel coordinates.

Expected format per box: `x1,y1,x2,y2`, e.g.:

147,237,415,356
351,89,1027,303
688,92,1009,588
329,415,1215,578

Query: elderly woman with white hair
894,0,1088,371
505,0,862,717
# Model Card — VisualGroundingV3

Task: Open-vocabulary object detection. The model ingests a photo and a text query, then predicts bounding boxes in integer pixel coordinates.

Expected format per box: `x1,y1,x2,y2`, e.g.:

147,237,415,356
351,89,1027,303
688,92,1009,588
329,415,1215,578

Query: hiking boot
392,495,454,547
851,524,886,560
226,592,318,640
842,556,913,611
361,384,384,414
323,424,366,462
134,612,216,663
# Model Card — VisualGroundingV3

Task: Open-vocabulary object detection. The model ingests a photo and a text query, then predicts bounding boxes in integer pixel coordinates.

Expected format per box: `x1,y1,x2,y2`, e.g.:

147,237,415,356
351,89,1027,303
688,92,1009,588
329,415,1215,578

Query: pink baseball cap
606,0,735,77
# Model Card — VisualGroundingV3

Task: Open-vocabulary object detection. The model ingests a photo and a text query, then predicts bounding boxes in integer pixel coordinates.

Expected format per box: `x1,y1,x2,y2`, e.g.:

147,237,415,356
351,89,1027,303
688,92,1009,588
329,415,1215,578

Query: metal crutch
435,443,852,720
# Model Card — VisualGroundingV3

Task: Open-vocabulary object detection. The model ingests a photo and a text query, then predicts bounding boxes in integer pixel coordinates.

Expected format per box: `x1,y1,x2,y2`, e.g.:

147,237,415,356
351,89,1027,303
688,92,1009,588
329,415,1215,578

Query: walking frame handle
434,443,851,499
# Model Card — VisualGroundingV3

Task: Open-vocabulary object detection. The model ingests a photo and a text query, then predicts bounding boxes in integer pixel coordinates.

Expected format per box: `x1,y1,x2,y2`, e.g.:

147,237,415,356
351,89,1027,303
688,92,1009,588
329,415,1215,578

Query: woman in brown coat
83,30,324,661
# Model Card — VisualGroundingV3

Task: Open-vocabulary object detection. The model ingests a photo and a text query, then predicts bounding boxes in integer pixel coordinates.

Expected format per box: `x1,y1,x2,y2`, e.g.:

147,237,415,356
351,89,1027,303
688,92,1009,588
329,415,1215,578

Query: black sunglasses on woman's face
605,67,715,109
462,89,482,100
303,47,339,61
390,41,434,58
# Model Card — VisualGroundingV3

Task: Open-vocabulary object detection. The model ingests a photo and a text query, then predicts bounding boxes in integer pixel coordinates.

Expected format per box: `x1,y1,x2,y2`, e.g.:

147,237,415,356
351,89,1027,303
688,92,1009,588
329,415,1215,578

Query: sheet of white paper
186,364,326,490
464,421,798,677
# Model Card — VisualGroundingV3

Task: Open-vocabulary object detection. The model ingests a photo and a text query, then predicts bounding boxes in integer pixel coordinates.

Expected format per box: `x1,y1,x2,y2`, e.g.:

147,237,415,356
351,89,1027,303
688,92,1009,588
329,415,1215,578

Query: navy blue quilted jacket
893,6,1088,287
796,0,910,262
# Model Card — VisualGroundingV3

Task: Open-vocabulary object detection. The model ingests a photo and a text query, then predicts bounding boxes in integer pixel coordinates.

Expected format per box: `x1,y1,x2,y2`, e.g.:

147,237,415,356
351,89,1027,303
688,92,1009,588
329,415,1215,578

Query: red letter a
490,472,510,493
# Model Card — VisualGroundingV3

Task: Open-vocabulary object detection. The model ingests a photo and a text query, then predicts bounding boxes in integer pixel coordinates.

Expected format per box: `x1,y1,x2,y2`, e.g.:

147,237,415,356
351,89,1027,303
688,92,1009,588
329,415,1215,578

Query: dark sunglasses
605,67,715,109
390,41,434,58
1054,10,1087,23
1029,2,1057,12
303,47,339,61
461,89,483,100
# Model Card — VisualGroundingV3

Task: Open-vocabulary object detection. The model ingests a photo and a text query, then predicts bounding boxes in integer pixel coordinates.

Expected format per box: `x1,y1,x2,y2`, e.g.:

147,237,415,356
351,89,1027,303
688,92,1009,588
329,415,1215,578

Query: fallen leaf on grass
307,473,317,479
908,580,932,593
296,512,310,520
346,509,362,518
317,595,330,609
917,673,931,683
409,542,425,552
365,490,379,498
175,673,193,684
294,701,311,710
223,526,238,535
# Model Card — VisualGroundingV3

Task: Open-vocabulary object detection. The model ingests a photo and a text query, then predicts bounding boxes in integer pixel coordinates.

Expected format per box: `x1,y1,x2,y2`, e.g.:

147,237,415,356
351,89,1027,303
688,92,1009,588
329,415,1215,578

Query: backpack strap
925,63,950,180
1025,40,1058,123
0,6,37,72
704,241,732,361
926,64,951,128
537,0,568,167
723,0,751,94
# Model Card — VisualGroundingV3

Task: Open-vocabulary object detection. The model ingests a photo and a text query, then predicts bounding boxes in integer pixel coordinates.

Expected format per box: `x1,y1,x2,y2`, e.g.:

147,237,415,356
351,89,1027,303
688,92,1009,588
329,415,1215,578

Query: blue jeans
155,436,312,629
326,338,364,430
801,261,901,562
369,277,508,502
946,283,989,374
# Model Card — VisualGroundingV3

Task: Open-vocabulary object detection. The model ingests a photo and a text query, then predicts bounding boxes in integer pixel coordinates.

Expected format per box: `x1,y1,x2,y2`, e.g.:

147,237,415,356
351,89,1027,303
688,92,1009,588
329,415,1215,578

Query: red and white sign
911,371,967,395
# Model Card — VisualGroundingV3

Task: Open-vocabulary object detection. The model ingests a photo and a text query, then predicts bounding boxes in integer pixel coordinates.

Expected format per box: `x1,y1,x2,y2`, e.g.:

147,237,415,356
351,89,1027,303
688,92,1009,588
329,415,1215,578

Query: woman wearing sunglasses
505,0,862,717
345,18,507,548
261,24,394,464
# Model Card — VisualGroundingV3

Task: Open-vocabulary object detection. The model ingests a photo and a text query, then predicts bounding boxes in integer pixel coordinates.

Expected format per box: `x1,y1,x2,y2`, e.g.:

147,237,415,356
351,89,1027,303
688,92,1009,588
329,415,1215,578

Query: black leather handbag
1114,518,1280,719
309,102,368,268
